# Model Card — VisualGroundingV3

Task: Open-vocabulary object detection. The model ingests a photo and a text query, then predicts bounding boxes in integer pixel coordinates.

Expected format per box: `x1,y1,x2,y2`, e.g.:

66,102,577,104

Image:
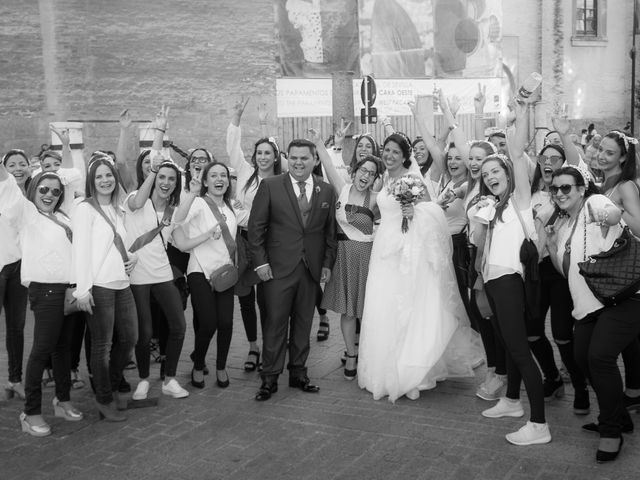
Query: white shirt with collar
289,174,313,202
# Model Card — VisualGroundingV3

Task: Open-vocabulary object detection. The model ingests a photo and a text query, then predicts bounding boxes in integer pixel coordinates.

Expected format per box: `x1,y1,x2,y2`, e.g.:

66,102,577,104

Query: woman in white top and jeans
469,147,550,445
72,157,138,422
0,168,84,436
174,162,248,390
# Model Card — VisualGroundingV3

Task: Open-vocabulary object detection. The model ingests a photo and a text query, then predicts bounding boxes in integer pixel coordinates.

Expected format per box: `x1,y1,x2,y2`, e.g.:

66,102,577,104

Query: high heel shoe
344,354,357,381
19,412,51,437
244,350,260,372
96,401,126,422
216,370,230,388
596,435,623,463
5,381,25,400
191,369,205,389
53,397,84,421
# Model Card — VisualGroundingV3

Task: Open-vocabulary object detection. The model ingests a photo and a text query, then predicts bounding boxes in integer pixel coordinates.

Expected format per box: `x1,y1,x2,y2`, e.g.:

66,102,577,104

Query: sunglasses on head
549,184,576,195
38,185,62,197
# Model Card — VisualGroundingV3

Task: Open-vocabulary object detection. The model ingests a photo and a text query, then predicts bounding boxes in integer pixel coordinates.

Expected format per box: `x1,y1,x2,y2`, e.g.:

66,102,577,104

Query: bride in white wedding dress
358,134,483,402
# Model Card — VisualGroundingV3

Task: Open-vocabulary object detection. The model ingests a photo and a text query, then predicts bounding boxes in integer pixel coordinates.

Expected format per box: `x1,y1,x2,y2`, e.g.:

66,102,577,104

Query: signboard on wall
276,77,502,117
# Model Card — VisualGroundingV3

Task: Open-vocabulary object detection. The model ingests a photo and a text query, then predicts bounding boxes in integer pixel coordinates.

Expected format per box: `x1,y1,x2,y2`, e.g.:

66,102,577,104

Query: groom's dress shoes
289,376,320,393
255,382,278,401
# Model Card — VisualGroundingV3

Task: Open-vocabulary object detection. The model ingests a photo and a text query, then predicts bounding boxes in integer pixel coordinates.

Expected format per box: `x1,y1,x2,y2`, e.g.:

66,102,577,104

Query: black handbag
513,204,541,320
578,226,640,306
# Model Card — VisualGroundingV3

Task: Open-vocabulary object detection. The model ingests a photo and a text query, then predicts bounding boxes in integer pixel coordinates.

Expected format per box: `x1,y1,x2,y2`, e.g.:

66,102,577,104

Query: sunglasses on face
357,168,377,178
549,184,576,195
538,155,563,164
190,157,209,165
37,185,62,197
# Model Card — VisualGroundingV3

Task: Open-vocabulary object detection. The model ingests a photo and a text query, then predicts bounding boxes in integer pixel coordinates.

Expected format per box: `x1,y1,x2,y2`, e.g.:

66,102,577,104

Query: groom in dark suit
248,138,337,401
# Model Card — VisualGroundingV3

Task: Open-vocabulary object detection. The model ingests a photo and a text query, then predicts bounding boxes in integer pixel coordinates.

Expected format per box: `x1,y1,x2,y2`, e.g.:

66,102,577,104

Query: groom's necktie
297,181,311,227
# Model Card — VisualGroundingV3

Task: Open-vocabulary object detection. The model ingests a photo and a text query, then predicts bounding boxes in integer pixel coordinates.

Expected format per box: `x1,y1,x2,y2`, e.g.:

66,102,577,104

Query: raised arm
115,109,138,191
309,128,346,194
380,115,396,137
257,102,270,138
551,115,581,166
127,152,164,211
50,125,73,169
226,97,254,178
509,101,532,209
408,99,445,182
439,90,470,166
473,83,487,141
173,173,201,224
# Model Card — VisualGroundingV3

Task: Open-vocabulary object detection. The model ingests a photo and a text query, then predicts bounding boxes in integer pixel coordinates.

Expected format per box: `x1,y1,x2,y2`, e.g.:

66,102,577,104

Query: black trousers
574,296,640,438
261,261,316,383
238,283,267,343
485,274,545,423
188,273,234,371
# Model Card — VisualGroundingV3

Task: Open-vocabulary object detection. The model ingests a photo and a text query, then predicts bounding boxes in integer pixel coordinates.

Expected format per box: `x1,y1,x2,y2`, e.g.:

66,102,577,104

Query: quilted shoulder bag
578,223,640,307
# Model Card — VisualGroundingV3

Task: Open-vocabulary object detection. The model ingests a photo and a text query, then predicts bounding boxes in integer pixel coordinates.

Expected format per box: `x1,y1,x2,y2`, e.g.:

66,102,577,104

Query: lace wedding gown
358,174,483,402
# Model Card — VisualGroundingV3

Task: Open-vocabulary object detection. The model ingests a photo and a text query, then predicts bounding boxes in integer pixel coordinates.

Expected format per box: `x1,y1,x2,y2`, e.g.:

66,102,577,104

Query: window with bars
575,0,598,36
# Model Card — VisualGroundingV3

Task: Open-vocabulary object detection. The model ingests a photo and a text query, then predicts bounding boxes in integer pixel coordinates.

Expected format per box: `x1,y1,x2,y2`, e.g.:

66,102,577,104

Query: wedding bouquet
389,175,426,233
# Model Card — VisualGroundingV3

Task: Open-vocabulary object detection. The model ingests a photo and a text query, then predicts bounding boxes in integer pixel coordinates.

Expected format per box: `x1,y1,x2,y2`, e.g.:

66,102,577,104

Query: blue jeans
131,281,185,379
86,286,138,405
24,283,73,415
1,260,28,383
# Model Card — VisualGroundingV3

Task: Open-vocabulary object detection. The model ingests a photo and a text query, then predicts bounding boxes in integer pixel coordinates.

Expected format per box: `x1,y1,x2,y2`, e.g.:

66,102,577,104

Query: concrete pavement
1,301,639,480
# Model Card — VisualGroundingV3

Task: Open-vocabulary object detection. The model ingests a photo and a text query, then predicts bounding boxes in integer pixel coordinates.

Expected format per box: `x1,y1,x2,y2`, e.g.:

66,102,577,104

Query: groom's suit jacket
248,173,337,283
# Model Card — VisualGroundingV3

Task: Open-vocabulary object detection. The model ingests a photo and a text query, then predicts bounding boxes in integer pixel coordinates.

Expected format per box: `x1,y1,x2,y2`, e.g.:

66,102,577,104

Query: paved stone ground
1,302,640,480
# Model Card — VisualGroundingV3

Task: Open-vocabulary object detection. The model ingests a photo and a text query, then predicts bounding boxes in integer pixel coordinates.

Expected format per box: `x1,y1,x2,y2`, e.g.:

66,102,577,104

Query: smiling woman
0,167,82,437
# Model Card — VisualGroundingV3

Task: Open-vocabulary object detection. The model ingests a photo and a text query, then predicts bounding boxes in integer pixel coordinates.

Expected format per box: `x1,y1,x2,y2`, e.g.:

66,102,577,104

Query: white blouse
553,194,624,320
481,199,537,282
0,176,21,269
123,194,174,285
179,196,248,276
0,175,71,286
71,201,129,299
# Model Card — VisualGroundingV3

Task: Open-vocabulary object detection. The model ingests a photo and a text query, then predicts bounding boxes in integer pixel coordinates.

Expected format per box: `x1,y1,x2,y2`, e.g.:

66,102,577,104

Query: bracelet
150,168,159,174
154,128,165,133
333,147,342,152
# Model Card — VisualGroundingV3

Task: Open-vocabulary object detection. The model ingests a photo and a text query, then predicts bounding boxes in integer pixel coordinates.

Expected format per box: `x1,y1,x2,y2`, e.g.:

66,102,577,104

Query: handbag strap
561,200,585,277
84,197,129,263
511,196,532,241
39,211,73,243
203,196,236,265
129,203,175,253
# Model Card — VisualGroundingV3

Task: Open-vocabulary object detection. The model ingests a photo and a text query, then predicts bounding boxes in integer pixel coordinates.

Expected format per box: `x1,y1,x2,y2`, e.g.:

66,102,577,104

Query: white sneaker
476,374,506,401
162,378,189,399
482,398,525,418
505,421,551,446
132,379,150,400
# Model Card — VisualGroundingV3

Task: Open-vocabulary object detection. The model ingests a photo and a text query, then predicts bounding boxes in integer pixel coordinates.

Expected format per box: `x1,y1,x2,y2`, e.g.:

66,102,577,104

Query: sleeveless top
335,184,374,242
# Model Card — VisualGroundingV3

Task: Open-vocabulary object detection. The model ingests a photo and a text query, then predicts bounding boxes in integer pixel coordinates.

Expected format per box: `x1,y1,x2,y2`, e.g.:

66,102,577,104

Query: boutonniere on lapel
315,185,321,194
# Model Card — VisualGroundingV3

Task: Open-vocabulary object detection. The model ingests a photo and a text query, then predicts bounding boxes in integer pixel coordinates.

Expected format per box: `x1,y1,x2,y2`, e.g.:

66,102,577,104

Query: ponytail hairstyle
243,137,281,194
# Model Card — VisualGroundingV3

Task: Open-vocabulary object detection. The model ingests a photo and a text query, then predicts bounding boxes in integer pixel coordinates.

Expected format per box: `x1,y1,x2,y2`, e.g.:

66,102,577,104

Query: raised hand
407,100,418,117
154,105,170,132
50,125,70,147
119,108,132,129
189,168,203,194
307,127,323,145
551,115,571,136
257,102,268,124
449,95,461,118
233,96,250,120
474,83,487,113
334,118,352,148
